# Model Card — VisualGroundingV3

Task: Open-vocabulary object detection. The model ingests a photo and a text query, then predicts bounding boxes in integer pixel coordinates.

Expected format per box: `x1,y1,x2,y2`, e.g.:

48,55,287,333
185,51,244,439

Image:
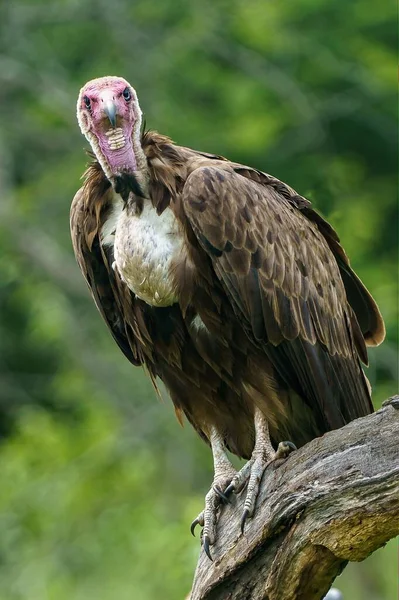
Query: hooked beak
103,100,117,128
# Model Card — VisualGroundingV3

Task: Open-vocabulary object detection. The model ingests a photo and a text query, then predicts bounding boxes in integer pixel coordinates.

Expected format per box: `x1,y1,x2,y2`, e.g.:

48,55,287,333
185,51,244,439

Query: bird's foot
191,417,296,560
191,468,237,561
225,440,296,533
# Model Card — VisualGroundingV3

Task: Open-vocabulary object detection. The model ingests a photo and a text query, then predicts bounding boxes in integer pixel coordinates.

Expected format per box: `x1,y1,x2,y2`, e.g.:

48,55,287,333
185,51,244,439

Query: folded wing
183,164,382,431
70,187,143,366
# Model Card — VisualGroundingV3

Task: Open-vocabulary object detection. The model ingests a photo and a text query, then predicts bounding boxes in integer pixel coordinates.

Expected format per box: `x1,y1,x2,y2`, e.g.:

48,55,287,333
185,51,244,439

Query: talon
275,440,297,459
224,470,250,497
190,518,199,537
213,485,231,504
224,482,235,496
190,516,201,537
203,534,213,561
240,508,250,534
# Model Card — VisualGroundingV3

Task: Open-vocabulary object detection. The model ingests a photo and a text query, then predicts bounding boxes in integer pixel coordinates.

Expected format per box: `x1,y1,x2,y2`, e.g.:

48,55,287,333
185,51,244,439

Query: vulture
71,76,385,559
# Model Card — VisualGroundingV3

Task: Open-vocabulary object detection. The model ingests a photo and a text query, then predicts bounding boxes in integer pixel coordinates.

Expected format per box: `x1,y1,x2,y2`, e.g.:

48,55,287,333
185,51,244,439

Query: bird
71,75,385,560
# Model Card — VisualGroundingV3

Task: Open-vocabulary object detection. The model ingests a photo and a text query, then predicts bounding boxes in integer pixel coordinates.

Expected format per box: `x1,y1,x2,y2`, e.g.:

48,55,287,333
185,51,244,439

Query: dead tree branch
190,396,399,600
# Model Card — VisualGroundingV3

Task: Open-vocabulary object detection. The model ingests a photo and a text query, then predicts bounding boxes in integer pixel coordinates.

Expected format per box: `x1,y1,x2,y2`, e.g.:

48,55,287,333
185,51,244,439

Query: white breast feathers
105,200,184,307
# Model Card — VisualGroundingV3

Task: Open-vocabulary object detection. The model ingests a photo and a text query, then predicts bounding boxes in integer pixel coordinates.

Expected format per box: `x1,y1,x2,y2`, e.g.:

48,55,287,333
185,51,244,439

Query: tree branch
190,396,399,600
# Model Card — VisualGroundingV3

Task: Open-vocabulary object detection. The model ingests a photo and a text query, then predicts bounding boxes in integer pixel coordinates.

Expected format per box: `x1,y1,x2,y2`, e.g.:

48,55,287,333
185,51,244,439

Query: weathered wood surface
190,396,399,600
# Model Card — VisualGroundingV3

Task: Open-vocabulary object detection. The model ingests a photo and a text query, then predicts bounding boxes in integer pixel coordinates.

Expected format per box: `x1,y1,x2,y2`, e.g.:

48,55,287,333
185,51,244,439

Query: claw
203,534,213,561
213,485,231,504
224,482,235,497
190,517,200,537
240,508,250,534
223,460,252,499
275,440,297,460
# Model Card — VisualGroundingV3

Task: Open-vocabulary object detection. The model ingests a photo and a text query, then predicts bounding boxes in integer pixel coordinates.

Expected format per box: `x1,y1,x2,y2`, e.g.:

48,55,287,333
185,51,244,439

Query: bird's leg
191,426,237,560
225,406,296,532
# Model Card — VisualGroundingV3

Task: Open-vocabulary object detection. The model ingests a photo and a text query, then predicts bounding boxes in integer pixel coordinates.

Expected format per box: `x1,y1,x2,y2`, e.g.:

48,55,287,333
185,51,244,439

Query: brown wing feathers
183,166,346,350
70,179,143,367
182,165,374,428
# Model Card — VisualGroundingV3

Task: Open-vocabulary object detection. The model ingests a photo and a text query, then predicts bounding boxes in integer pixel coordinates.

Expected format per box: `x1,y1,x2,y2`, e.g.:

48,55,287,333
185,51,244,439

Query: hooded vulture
71,76,385,559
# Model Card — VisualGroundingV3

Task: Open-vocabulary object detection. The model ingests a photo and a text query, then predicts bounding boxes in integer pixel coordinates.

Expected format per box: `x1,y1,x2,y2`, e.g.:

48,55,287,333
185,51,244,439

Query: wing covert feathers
183,165,350,353
182,164,376,427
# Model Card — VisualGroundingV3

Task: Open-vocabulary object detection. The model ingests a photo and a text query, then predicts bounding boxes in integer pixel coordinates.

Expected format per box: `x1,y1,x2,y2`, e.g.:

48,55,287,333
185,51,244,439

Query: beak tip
104,102,117,128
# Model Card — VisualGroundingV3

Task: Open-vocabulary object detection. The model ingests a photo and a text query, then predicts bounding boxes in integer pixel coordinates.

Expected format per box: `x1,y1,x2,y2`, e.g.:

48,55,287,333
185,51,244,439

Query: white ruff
108,198,184,307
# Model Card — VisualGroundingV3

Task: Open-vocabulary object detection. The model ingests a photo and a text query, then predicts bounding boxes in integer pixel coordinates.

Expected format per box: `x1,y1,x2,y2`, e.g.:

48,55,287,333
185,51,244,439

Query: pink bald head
77,76,143,178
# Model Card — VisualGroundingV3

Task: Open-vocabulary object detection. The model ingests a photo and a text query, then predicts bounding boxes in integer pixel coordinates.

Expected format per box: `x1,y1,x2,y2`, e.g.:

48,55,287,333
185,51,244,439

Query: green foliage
0,0,396,598
0,404,201,599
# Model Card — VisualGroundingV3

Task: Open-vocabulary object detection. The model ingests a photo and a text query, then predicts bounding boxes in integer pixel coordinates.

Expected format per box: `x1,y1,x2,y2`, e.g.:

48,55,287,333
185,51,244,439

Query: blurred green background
0,1,397,599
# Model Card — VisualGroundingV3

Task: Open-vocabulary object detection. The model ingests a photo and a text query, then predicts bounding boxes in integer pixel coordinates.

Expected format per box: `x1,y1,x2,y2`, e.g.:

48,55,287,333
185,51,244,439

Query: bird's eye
122,87,131,102
83,95,91,109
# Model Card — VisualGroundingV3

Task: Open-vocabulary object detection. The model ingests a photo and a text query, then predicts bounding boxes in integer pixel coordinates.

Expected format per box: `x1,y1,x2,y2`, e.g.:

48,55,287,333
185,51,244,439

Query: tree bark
190,396,399,600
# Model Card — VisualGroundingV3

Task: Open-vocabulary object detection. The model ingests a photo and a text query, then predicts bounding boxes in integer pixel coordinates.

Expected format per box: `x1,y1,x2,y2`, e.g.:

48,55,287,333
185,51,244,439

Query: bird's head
77,76,145,179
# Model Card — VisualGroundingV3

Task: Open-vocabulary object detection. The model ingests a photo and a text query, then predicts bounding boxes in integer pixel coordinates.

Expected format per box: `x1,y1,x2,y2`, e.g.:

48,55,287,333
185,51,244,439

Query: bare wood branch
190,396,399,600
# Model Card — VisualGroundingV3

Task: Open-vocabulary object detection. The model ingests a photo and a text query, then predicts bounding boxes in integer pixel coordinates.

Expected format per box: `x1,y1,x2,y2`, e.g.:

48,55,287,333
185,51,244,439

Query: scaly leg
191,426,237,560
225,406,296,532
